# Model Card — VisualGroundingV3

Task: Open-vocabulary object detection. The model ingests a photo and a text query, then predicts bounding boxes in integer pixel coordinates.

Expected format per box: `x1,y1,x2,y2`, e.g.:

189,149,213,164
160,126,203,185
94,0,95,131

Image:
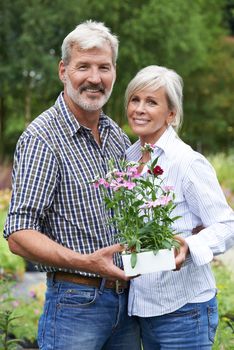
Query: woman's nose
135,102,145,114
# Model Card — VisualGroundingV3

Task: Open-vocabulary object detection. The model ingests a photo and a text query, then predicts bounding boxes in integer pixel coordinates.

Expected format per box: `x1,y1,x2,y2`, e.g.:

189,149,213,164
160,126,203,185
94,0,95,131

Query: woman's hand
173,235,189,270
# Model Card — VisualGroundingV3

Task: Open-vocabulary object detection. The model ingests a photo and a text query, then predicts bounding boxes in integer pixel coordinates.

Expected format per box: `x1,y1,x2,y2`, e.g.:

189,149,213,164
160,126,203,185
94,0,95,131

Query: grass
212,261,234,349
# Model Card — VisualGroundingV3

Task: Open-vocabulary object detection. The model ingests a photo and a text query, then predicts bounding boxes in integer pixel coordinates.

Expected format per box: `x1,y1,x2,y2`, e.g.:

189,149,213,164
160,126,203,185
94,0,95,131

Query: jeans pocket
207,304,219,343
59,286,98,308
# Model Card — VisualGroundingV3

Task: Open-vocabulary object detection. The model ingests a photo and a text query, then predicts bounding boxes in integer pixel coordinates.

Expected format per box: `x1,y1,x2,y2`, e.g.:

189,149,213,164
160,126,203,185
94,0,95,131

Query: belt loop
51,272,56,286
115,280,124,294
98,278,106,294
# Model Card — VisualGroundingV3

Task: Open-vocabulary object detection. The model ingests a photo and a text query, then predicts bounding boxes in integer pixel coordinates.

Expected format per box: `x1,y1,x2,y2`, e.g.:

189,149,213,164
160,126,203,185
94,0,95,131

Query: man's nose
87,68,102,84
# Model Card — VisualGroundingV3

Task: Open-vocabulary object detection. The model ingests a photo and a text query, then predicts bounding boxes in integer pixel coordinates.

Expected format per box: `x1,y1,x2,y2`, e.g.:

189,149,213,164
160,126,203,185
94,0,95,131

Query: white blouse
126,126,234,316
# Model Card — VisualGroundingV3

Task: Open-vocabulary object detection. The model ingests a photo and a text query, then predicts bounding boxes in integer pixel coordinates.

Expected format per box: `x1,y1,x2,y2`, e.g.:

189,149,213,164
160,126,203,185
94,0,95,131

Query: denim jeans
139,296,218,349
37,276,140,350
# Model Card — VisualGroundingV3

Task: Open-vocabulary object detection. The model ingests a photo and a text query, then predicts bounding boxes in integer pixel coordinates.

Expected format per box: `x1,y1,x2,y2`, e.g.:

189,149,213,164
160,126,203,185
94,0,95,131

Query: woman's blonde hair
125,65,184,131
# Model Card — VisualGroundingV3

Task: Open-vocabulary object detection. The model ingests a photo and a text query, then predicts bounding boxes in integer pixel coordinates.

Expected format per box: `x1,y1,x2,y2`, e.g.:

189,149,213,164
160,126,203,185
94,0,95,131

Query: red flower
148,165,164,176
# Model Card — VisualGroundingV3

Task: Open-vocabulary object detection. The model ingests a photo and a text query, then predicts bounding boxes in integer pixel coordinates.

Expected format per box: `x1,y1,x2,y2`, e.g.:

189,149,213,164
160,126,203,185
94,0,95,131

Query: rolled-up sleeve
183,156,234,265
4,135,58,238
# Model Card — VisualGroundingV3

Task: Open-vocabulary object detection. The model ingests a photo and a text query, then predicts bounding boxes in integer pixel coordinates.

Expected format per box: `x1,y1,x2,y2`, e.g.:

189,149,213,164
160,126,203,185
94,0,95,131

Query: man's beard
65,76,114,112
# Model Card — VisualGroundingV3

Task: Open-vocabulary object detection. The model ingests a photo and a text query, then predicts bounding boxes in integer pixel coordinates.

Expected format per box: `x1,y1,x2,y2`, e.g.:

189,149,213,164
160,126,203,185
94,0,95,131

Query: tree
0,0,233,160
0,0,84,160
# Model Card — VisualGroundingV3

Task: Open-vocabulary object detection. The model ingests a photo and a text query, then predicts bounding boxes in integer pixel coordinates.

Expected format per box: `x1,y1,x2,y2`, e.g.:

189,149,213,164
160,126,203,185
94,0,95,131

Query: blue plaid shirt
4,93,130,274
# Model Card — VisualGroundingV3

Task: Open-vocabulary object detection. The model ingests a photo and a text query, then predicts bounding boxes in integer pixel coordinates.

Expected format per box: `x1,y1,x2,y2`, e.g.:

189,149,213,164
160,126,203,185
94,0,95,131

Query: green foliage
0,277,23,350
0,211,25,278
212,262,234,349
208,151,234,207
0,275,44,347
209,151,234,192
0,0,234,159
182,37,234,153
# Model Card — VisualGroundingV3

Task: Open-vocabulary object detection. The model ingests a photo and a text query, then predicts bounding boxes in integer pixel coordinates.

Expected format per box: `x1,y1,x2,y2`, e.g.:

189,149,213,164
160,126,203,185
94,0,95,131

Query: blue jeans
37,276,140,350
139,296,218,349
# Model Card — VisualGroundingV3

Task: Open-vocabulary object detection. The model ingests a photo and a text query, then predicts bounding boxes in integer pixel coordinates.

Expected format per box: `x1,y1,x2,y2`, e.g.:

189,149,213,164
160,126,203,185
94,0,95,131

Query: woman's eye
130,97,139,103
147,100,157,106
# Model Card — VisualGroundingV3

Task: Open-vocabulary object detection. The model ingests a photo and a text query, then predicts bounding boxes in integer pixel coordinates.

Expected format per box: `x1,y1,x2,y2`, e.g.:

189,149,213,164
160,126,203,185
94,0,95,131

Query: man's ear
58,60,66,83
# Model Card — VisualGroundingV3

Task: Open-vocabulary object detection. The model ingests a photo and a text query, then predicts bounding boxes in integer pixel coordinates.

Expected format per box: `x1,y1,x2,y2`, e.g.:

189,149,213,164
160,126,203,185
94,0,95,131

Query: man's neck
64,92,101,144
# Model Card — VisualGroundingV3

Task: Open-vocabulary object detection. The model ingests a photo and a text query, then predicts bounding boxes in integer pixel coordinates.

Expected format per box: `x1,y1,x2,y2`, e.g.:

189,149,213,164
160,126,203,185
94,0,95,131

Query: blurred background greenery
0,0,234,166
0,2,234,346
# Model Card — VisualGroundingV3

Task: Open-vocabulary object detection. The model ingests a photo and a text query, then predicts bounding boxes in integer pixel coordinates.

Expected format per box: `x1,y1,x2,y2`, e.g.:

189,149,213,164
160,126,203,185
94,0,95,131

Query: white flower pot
122,249,175,276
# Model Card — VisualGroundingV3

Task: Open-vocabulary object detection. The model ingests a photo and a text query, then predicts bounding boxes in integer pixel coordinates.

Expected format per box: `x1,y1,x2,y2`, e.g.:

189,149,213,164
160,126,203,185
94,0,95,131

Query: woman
125,65,234,349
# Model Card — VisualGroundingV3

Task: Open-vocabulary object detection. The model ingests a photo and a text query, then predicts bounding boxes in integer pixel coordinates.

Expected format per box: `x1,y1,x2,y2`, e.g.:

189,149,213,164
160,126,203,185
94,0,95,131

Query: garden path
13,272,46,299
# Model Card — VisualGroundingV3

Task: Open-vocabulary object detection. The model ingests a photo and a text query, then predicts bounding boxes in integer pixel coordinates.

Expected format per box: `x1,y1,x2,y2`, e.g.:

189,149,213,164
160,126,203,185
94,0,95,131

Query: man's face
59,43,116,113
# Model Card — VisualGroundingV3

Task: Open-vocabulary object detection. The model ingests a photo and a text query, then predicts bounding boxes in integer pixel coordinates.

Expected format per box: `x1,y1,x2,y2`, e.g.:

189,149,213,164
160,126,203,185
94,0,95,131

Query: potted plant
94,144,180,276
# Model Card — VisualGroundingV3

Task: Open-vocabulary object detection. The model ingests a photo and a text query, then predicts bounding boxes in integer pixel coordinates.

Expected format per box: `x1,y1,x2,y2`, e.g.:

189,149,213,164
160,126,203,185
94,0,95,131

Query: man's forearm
8,229,127,280
8,229,88,270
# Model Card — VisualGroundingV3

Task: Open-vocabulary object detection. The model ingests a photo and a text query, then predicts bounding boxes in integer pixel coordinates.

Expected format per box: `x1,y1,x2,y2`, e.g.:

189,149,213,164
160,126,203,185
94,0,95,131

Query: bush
208,151,234,208
0,211,25,280
212,260,234,349
0,275,45,347
0,189,12,212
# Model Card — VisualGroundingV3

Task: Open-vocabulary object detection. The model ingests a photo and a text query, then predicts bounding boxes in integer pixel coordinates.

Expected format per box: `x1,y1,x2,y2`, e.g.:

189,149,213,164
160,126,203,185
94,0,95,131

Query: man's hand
87,244,129,281
173,235,189,271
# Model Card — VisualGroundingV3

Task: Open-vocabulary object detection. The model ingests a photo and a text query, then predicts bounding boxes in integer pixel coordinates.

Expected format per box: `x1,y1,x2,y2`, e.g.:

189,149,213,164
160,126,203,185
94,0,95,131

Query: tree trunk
25,89,31,128
0,96,5,163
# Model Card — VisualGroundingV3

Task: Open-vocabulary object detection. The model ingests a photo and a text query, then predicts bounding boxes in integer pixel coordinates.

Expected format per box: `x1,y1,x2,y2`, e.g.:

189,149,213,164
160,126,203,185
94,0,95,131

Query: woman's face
127,87,175,144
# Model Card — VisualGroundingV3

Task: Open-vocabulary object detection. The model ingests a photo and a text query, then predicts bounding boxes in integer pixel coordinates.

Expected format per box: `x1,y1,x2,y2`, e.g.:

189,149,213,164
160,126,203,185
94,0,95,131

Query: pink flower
12,300,20,307
123,181,136,190
126,166,140,177
142,196,171,208
158,195,172,206
94,178,110,188
110,180,123,191
114,171,125,177
29,290,36,298
163,185,174,192
143,200,160,208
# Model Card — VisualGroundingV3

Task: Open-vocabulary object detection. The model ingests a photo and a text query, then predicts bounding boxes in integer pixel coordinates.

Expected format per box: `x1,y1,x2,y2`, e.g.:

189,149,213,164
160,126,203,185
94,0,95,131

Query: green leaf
153,250,159,255
130,252,137,268
151,156,159,169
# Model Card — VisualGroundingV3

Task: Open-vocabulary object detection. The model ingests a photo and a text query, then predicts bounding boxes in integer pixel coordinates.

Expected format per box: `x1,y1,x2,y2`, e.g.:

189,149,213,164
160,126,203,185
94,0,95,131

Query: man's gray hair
61,20,119,65
125,65,184,131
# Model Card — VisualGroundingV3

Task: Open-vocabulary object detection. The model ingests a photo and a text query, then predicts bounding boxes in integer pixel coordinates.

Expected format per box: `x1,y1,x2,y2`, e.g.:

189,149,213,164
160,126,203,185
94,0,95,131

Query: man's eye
100,66,110,71
78,66,87,70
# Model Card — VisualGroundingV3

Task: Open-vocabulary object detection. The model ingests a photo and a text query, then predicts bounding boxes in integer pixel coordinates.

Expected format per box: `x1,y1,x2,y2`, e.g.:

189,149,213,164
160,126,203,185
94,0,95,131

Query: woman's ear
167,110,176,125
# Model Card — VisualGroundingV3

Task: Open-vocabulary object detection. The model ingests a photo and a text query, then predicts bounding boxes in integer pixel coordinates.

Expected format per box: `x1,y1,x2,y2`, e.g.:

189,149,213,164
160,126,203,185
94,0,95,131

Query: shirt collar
55,92,110,137
152,126,178,159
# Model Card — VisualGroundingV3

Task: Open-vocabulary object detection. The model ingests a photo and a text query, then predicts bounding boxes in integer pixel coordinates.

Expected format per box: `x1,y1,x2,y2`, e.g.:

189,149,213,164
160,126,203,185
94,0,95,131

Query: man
4,21,141,350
